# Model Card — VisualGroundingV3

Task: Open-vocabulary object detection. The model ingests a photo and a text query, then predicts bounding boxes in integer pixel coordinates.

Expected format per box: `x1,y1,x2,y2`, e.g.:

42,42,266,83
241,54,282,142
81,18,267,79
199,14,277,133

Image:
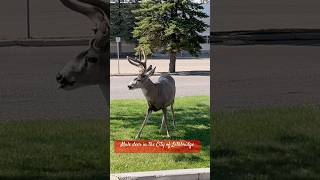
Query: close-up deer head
127,49,156,90
56,0,109,101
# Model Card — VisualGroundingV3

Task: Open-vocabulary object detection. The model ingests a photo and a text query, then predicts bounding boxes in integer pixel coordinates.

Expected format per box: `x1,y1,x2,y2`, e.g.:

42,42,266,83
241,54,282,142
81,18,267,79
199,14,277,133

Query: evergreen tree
110,2,137,42
133,0,209,72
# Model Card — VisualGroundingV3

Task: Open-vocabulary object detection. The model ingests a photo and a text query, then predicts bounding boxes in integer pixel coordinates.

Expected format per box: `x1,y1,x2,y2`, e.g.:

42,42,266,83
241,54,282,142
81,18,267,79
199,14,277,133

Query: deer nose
56,73,63,81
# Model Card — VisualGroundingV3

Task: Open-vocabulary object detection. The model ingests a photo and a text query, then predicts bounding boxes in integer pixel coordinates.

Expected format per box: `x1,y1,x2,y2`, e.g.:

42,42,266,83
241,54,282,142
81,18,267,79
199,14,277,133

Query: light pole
26,0,31,39
116,37,121,74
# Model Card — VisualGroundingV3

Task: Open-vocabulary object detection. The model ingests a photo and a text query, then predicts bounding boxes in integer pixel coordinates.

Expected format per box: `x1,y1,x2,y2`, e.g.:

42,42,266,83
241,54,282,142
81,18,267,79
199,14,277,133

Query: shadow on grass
213,136,320,179
212,107,320,180
0,119,108,179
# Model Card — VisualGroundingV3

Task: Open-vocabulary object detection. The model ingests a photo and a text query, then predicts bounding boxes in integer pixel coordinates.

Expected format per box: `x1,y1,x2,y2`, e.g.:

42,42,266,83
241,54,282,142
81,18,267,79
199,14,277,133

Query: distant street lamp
26,0,31,39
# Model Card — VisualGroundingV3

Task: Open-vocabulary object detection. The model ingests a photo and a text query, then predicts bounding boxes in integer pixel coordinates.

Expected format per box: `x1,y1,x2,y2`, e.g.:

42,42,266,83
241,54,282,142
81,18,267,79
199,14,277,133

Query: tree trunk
169,52,176,73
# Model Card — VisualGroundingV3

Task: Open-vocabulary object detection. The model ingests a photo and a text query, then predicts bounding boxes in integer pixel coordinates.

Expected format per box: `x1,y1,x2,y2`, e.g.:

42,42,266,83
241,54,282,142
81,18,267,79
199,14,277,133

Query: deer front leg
136,109,152,139
160,115,165,132
160,108,170,138
171,104,176,128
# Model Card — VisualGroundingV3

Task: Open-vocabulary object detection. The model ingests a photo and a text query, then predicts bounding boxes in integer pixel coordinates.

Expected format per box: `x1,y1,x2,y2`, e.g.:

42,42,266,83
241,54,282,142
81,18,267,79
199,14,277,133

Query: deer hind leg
171,104,176,128
136,109,152,139
160,108,170,138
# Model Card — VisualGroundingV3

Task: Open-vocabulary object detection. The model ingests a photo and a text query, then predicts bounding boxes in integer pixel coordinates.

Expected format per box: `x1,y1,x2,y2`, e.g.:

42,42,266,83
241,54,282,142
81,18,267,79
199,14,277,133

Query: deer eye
86,57,98,63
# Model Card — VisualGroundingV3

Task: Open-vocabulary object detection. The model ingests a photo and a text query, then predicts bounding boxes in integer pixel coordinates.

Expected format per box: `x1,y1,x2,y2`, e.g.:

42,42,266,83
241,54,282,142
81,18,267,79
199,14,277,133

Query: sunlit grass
110,96,210,173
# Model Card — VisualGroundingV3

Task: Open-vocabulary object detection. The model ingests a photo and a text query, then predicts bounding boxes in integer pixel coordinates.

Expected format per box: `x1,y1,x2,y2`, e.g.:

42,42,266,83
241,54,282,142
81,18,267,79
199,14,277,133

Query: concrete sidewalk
111,168,210,180
111,58,210,76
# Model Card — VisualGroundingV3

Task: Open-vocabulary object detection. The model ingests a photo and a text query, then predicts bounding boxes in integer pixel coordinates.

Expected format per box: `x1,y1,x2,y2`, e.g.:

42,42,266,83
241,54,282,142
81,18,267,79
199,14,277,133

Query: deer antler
141,48,147,65
127,56,146,69
127,48,150,69
127,56,141,67
60,0,109,50
145,65,153,72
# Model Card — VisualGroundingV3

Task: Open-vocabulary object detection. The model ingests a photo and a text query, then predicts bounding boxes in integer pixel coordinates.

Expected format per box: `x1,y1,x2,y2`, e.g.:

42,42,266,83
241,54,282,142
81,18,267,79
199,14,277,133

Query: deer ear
147,67,156,77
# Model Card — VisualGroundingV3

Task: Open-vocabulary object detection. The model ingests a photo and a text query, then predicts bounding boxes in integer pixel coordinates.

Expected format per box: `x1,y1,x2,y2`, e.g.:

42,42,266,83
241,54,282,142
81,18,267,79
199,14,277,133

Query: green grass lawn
0,119,108,179
213,106,320,180
3,97,319,178
110,96,210,173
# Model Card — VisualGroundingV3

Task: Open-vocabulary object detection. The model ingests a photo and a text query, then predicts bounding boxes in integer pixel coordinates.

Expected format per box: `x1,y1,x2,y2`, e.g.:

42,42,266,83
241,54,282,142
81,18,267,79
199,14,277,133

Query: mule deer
56,0,109,104
127,50,176,139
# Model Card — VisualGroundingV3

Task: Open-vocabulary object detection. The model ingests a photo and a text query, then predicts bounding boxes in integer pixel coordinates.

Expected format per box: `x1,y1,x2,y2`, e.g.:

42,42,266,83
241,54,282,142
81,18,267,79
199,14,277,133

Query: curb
0,38,89,47
111,168,210,180
111,73,174,77
1,29,320,47
111,72,163,77
212,29,320,45
111,71,210,77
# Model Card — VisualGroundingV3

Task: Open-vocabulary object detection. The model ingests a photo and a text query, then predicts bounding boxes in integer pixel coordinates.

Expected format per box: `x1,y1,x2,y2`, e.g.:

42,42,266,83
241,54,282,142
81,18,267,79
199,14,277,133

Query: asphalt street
213,44,320,111
111,76,209,100
0,46,209,121
0,46,105,121
1,44,320,119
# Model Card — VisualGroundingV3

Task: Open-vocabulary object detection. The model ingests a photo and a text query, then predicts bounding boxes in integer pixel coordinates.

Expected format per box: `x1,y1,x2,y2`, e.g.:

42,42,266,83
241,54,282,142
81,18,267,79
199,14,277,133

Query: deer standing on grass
56,0,109,104
127,50,176,139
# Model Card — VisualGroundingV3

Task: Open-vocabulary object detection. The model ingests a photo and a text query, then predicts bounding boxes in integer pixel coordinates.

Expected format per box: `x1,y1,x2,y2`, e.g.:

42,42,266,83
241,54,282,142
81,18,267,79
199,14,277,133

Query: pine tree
111,2,137,42
133,0,209,72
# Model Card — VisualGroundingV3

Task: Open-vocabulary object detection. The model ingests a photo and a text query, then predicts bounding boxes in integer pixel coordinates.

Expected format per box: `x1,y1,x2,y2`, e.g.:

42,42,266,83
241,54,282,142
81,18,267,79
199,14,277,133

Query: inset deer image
127,50,176,139
56,0,109,103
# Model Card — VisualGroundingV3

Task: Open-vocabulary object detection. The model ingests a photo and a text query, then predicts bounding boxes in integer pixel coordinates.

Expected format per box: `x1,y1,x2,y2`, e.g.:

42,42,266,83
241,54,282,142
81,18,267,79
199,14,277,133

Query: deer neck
141,79,157,101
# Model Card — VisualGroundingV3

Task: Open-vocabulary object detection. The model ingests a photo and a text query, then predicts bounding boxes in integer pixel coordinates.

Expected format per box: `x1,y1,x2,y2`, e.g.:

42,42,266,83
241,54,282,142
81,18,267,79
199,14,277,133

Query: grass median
110,96,210,173
213,105,320,179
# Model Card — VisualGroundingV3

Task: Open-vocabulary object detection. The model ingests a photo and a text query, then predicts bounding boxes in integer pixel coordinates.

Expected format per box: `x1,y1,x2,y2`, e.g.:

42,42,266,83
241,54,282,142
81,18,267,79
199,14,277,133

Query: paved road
0,46,105,121
213,44,320,111
111,76,209,100
2,44,320,119
213,0,320,31
0,46,209,121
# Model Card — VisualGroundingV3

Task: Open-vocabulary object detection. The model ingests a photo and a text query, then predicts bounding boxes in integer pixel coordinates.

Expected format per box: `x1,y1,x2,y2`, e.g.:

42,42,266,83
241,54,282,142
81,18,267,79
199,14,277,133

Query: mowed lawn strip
0,119,108,179
110,96,210,173
213,105,320,180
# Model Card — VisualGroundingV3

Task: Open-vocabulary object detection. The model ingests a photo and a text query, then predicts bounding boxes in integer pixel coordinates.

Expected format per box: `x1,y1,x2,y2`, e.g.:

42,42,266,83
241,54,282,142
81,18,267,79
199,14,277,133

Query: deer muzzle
128,85,134,90
56,73,76,89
